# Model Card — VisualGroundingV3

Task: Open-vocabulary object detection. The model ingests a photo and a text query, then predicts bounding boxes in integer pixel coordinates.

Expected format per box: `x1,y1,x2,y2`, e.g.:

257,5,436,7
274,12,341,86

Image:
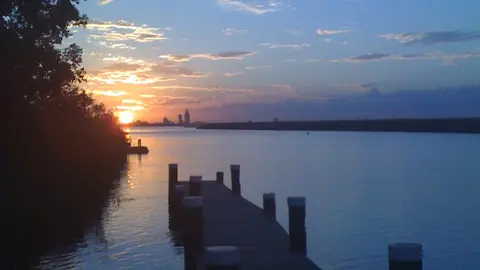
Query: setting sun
118,110,134,124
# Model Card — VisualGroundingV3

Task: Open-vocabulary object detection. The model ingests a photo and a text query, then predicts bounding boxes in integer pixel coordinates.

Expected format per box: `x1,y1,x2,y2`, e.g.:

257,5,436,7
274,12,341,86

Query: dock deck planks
185,180,321,270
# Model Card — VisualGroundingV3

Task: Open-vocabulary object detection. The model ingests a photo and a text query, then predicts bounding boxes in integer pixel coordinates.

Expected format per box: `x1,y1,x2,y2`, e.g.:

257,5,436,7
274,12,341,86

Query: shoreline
196,117,480,134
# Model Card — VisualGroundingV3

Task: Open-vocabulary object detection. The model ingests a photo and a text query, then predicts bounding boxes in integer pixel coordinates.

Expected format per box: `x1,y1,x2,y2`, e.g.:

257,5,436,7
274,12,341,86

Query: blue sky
71,0,480,121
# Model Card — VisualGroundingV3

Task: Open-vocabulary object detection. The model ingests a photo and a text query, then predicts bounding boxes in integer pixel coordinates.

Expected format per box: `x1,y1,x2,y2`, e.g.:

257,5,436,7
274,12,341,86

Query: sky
70,0,480,122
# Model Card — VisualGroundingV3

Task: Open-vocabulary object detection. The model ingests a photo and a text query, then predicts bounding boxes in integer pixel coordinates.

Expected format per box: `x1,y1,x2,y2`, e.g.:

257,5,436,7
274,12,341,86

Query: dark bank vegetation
1,0,129,268
198,118,480,134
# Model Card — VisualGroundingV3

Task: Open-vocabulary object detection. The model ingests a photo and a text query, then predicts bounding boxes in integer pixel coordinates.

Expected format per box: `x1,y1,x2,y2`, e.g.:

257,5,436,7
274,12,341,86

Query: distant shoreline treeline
197,118,480,134
1,0,129,268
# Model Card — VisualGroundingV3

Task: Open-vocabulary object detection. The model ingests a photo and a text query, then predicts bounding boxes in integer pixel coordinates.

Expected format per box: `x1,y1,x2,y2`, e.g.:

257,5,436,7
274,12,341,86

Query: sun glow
118,110,134,124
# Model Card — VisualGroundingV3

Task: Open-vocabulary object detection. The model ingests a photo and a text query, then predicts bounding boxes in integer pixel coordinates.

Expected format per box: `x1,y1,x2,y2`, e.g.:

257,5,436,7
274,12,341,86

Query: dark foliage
0,0,128,268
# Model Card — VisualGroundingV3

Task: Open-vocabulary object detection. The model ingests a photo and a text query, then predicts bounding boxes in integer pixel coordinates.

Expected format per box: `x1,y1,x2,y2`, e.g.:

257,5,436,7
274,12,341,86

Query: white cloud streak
260,43,310,49
316,29,352,35
160,51,255,62
223,28,249,36
217,0,282,14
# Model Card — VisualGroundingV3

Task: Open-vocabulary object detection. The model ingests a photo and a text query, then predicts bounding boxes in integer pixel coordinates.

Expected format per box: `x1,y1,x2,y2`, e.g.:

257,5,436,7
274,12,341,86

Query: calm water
38,127,480,269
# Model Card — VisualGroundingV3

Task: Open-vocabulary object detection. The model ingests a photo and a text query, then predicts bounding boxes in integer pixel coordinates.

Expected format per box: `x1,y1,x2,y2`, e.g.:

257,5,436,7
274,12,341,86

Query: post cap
183,196,202,208
168,164,178,169
230,164,240,170
205,246,241,266
189,175,202,182
263,193,275,200
388,243,423,262
216,171,224,175
287,196,306,207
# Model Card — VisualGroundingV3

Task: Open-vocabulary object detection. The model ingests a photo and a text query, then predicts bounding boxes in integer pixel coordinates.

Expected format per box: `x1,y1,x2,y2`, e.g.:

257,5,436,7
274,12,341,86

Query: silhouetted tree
0,1,128,268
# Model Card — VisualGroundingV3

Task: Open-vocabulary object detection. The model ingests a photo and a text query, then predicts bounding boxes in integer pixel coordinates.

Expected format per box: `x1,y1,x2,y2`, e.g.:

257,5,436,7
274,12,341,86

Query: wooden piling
205,246,241,270
287,196,307,254
173,184,185,214
168,164,178,205
388,243,423,270
183,196,204,270
230,165,241,196
216,171,224,184
189,175,202,196
262,193,276,218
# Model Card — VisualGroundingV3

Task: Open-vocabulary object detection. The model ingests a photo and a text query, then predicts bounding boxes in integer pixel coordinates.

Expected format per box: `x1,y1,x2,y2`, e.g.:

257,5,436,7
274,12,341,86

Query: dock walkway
194,181,321,270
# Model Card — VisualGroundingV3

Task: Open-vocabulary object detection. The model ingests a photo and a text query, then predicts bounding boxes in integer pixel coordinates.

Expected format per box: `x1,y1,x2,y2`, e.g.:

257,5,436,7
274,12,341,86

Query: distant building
184,109,190,124
163,116,169,124
178,114,183,124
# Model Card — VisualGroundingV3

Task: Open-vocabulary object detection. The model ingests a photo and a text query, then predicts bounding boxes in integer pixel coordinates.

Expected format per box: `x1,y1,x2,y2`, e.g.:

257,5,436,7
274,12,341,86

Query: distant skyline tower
178,114,183,124
184,109,190,124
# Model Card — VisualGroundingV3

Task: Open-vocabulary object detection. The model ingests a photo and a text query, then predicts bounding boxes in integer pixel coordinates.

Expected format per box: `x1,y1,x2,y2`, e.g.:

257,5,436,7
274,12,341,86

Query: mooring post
388,243,423,270
168,164,178,206
189,175,202,196
169,184,186,230
183,196,204,270
263,193,276,218
230,165,241,196
205,246,241,270
138,138,142,147
216,171,224,184
287,196,307,254
173,184,185,215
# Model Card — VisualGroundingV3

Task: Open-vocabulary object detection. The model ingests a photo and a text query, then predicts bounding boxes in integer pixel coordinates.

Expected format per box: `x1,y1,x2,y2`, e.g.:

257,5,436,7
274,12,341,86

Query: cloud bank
86,19,167,43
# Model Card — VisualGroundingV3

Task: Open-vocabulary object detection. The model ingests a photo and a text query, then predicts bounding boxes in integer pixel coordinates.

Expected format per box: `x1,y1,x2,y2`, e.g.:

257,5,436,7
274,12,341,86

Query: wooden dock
167,164,424,270
193,181,320,270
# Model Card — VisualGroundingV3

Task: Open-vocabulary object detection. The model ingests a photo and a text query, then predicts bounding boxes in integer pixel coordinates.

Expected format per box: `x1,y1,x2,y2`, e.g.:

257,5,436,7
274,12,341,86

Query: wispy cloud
379,30,480,45
140,94,156,98
316,29,352,35
98,0,115,5
260,43,310,49
86,19,167,43
102,62,144,71
151,96,200,106
222,71,245,77
217,0,282,15
159,51,255,62
152,63,206,78
102,56,150,65
332,51,480,63
305,58,322,63
115,105,145,111
88,55,207,85
245,65,272,70
223,28,249,36
332,52,390,62
91,90,129,96
99,42,136,50
122,99,143,105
